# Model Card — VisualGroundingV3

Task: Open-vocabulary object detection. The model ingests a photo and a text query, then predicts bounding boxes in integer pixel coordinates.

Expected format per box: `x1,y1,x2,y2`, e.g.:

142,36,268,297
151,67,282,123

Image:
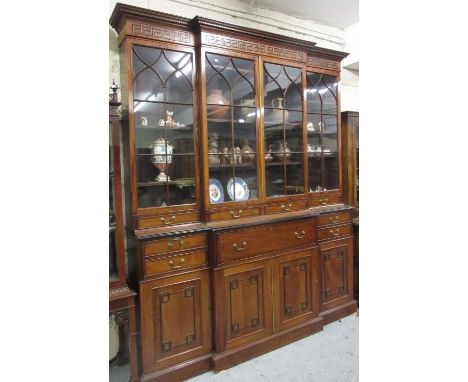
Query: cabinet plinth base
320,300,357,325
140,354,211,382
212,316,323,372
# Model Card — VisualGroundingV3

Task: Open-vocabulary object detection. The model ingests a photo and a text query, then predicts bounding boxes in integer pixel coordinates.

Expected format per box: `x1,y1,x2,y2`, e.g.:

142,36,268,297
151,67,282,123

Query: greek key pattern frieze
131,23,193,44
307,57,340,71
204,33,306,62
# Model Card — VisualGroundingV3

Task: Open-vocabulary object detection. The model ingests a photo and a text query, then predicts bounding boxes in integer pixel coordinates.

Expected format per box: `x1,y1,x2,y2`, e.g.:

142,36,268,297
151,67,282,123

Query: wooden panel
272,248,320,332
139,271,211,373
317,223,352,242
308,194,341,208
216,260,272,351
143,250,208,277
216,219,315,264
143,233,207,256
264,199,307,215
209,207,261,222
320,238,353,311
316,211,351,227
137,211,199,229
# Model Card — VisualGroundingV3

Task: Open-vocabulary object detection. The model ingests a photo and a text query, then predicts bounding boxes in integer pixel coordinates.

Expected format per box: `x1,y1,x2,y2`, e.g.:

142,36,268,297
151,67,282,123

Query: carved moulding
203,33,307,63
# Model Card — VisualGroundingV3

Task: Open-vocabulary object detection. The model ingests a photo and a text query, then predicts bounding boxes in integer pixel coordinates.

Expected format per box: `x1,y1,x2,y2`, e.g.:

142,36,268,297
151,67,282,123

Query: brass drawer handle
320,198,328,206
168,257,185,269
281,202,293,211
232,241,247,251
328,215,340,223
167,237,185,249
329,228,340,237
230,210,242,218
161,215,176,225
295,230,306,239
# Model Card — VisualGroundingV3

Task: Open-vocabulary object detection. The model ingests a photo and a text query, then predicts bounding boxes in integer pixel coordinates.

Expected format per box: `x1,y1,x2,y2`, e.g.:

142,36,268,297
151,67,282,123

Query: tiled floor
110,313,359,382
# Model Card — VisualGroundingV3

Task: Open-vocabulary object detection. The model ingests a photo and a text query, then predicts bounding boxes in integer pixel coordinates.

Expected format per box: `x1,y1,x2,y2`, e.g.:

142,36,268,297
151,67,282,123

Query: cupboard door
213,259,272,352
320,238,353,311
272,248,320,332
139,270,211,373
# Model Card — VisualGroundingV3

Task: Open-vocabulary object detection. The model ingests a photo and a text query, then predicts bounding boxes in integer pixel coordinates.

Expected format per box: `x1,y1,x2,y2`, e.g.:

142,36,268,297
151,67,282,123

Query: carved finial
110,79,119,102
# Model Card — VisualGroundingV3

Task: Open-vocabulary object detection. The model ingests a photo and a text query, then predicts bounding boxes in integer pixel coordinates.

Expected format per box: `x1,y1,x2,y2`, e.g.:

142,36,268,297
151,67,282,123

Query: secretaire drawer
264,200,307,215
143,233,207,257
143,250,207,277
317,223,352,241
216,219,316,264
137,211,200,230
317,211,352,227
208,207,261,222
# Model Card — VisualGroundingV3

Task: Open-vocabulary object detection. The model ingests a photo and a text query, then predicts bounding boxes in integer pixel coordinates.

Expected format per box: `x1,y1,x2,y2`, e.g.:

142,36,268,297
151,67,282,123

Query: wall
109,0,358,108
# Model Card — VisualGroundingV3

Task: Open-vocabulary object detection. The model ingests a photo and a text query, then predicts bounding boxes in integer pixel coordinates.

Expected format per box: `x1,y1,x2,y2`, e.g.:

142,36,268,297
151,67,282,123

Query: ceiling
238,0,359,29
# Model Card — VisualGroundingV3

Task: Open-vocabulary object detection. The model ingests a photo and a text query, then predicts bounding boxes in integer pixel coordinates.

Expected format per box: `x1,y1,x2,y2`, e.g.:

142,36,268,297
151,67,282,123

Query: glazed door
139,270,211,373
319,238,353,311
306,72,340,193
272,248,320,332
213,259,272,352
263,60,305,199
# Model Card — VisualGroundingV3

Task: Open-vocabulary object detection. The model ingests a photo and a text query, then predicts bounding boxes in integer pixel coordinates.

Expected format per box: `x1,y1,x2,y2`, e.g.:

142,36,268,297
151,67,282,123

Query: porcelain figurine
241,139,255,163
208,134,221,165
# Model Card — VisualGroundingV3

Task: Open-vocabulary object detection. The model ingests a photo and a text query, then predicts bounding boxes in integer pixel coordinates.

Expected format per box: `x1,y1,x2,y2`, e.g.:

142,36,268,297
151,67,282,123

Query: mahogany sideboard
110,3,357,381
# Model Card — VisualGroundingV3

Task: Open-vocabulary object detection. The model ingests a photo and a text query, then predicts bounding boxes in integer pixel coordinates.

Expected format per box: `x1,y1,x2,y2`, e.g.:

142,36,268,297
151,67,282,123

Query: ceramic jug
271,98,289,123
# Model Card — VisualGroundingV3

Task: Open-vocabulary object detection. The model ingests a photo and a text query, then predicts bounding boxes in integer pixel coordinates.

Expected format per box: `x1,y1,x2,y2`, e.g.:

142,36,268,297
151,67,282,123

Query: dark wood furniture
341,111,359,303
110,4,357,381
109,83,139,382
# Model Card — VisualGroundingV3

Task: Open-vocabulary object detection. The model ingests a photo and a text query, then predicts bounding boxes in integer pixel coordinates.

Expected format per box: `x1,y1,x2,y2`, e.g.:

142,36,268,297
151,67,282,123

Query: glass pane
208,163,234,204
264,62,302,111
324,155,339,190
265,161,286,198
109,229,118,280
137,184,166,208
167,155,196,205
285,111,303,152
322,114,338,152
285,156,304,195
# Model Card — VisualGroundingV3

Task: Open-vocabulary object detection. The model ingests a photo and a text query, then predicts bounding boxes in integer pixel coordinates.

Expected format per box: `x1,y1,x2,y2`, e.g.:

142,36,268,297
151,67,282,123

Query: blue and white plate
227,177,249,201
209,179,224,204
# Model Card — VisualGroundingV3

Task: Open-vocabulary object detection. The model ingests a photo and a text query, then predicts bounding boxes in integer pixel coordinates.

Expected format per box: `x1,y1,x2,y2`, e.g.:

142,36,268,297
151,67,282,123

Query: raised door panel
320,238,353,311
214,259,272,352
272,248,319,332
139,270,211,373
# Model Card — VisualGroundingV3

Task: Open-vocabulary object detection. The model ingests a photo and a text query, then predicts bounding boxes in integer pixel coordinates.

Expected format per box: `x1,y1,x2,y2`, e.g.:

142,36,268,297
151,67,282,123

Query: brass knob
328,215,340,223
168,237,184,248
169,257,185,269
232,241,247,251
230,210,242,218
295,230,306,239
281,202,293,211
320,198,328,206
161,215,176,225
329,228,340,237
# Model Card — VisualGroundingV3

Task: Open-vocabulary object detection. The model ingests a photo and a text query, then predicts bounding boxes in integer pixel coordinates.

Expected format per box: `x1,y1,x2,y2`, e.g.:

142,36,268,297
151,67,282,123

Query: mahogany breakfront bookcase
110,3,357,381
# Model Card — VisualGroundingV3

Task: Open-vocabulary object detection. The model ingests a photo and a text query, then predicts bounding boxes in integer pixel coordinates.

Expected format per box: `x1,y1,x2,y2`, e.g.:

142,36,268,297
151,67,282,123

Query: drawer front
216,219,315,264
137,211,199,229
209,207,261,222
317,211,351,227
308,195,341,208
143,233,207,257
317,223,352,241
143,250,208,277
264,200,307,215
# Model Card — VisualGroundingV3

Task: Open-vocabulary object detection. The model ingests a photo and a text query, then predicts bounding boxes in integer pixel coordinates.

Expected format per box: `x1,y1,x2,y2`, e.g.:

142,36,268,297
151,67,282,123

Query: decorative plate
209,179,224,204
227,177,249,201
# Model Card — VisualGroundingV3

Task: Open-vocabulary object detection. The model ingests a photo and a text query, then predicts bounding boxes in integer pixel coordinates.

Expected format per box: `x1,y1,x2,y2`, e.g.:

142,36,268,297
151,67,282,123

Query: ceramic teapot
271,98,289,123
